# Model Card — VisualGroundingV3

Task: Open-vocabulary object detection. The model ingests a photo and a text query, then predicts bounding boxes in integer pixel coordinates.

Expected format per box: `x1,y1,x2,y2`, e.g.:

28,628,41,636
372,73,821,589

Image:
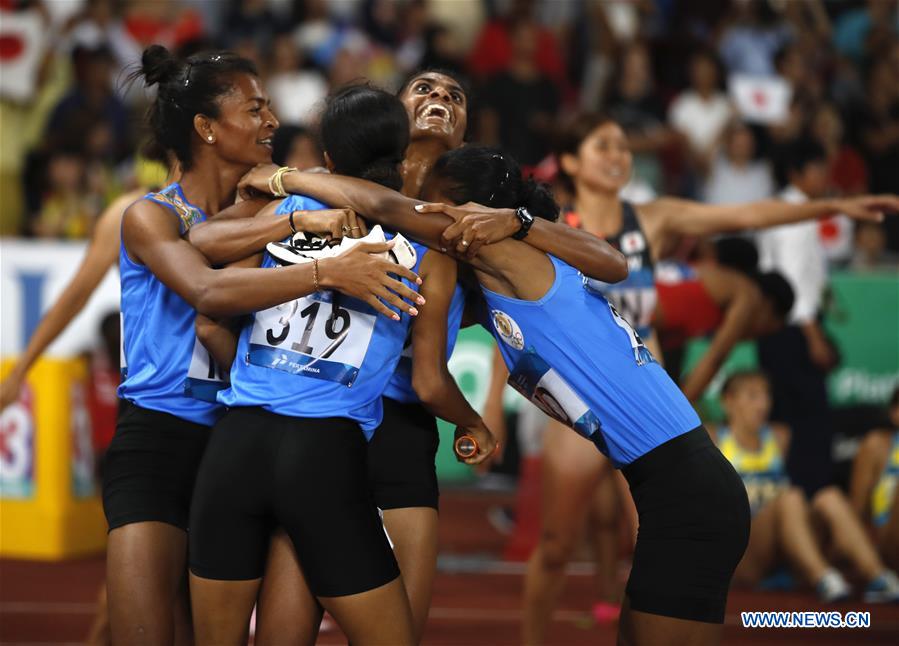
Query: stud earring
207,136,214,142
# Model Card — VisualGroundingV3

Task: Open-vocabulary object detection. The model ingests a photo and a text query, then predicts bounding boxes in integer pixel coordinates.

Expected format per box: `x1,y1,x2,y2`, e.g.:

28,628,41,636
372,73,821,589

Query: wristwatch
512,206,535,240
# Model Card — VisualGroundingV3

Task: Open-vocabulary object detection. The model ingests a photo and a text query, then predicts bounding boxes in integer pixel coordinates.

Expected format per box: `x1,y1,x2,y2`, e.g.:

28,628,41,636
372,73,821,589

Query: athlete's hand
238,163,281,199
319,240,425,321
454,422,498,466
829,194,899,222
295,208,368,240
415,202,519,258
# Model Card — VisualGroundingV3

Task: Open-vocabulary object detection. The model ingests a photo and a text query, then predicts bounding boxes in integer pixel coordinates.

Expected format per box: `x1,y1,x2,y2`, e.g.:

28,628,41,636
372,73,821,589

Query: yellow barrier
1,358,107,559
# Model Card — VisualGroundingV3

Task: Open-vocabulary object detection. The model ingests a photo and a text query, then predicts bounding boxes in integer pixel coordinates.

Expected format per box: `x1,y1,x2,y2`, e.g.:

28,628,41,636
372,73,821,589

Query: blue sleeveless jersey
118,182,227,426
480,254,699,467
218,194,425,438
382,279,466,404
564,201,657,339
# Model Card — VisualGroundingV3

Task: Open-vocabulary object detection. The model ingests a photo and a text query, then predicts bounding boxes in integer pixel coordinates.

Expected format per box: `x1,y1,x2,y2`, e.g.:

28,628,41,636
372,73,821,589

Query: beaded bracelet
268,166,298,197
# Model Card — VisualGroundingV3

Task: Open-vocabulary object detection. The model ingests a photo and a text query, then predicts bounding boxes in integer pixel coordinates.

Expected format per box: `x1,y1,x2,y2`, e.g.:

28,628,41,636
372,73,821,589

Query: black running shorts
188,407,399,598
368,397,440,510
102,400,212,532
622,427,751,624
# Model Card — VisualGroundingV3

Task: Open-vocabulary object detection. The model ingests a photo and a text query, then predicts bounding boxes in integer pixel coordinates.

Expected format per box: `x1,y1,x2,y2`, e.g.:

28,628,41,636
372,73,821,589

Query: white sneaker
267,225,417,270
863,570,899,603
816,569,851,603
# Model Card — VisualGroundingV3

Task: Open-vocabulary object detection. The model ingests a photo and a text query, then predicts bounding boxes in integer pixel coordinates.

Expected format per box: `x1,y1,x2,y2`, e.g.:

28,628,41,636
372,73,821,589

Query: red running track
2,488,897,644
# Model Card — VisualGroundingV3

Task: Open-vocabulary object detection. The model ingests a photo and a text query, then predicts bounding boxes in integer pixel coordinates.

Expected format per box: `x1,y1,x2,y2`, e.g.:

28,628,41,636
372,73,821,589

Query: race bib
507,349,604,447
607,302,654,366
184,337,228,402
247,294,375,387
585,275,657,339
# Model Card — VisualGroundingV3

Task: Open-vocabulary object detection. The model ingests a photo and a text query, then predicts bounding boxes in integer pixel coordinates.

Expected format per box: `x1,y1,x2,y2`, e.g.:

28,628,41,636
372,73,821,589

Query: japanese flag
0,8,46,103
728,74,792,125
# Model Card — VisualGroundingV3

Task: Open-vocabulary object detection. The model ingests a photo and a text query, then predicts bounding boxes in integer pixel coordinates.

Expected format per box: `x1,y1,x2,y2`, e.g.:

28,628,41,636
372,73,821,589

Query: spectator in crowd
467,0,565,92
717,0,793,77
478,17,559,168
266,32,328,126
222,0,278,51
833,0,897,64
850,220,899,270
606,41,674,192
850,387,899,571
703,121,775,205
756,138,837,497
811,102,867,264
713,371,899,603
30,145,99,239
270,125,325,171
44,44,129,162
668,48,733,171
859,53,899,249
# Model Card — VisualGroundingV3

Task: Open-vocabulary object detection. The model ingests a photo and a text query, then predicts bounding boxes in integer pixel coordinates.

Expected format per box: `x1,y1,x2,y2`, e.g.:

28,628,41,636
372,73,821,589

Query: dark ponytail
430,146,559,221
320,84,409,191
131,45,258,170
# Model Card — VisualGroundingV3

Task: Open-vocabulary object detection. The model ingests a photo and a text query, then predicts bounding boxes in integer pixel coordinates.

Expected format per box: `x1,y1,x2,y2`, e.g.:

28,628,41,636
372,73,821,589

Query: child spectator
713,371,899,603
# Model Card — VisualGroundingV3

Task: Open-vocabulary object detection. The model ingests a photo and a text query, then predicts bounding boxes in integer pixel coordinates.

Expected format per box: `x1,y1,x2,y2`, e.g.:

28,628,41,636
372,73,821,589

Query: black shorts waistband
622,426,712,488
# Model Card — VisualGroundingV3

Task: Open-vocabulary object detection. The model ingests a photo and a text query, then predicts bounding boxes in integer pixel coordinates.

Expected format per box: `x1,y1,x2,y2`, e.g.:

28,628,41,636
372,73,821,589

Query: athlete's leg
732,501,779,585
811,486,885,580
618,597,722,646
85,582,110,646
523,421,607,645
774,487,830,584
318,578,415,646
254,530,323,645
588,468,621,605
382,507,440,642
106,521,189,645
189,575,259,645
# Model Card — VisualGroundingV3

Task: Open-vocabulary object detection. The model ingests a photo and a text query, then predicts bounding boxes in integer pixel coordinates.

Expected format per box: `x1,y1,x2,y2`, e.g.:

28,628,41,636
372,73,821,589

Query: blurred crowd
1,0,897,269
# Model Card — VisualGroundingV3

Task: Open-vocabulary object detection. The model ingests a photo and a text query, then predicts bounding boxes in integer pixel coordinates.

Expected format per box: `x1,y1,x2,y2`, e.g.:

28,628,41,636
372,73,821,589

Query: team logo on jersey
620,231,645,254
491,310,524,350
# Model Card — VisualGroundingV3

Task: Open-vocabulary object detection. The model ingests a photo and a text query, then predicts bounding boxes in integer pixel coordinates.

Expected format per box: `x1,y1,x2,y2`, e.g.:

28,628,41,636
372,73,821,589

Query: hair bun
522,176,560,222
141,45,180,86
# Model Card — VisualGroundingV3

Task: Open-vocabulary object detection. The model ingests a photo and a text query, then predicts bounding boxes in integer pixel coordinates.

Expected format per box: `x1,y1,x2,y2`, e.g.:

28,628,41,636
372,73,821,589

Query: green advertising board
437,271,899,480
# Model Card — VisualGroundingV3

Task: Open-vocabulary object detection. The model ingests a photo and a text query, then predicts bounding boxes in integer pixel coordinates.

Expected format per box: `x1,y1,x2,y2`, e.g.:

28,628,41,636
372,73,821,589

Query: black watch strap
512,206,535,240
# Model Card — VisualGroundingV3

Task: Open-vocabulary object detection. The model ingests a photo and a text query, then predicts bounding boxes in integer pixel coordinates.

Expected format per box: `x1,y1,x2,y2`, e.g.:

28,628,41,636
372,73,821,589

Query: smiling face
205,73,279,167
399,72,467,149
561,121,632,195
723,375,772,432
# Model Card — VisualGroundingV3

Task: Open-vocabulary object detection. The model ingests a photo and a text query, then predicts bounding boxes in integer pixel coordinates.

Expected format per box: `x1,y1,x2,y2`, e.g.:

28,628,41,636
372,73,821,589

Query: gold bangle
312,258,320,291
269,166,297,197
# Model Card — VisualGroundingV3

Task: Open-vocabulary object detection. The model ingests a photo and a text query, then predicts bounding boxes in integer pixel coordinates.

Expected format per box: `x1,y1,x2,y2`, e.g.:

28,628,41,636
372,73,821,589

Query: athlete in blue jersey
186,85,483,645
208,69,629,642
107,49,422,644
241,147,752,645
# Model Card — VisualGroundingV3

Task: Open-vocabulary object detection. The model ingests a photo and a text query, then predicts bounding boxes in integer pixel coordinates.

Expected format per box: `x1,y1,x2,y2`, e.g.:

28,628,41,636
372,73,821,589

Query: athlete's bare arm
640,194,897,242
238,165,629,285
188,197,368,265
411,251,496,464
679,266,761,402
0,189,143,410
122,200,422,320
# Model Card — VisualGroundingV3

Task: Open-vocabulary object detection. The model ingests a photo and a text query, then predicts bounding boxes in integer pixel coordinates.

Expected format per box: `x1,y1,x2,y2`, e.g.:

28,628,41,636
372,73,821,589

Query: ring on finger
342,225,351,234
350,226,361,231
